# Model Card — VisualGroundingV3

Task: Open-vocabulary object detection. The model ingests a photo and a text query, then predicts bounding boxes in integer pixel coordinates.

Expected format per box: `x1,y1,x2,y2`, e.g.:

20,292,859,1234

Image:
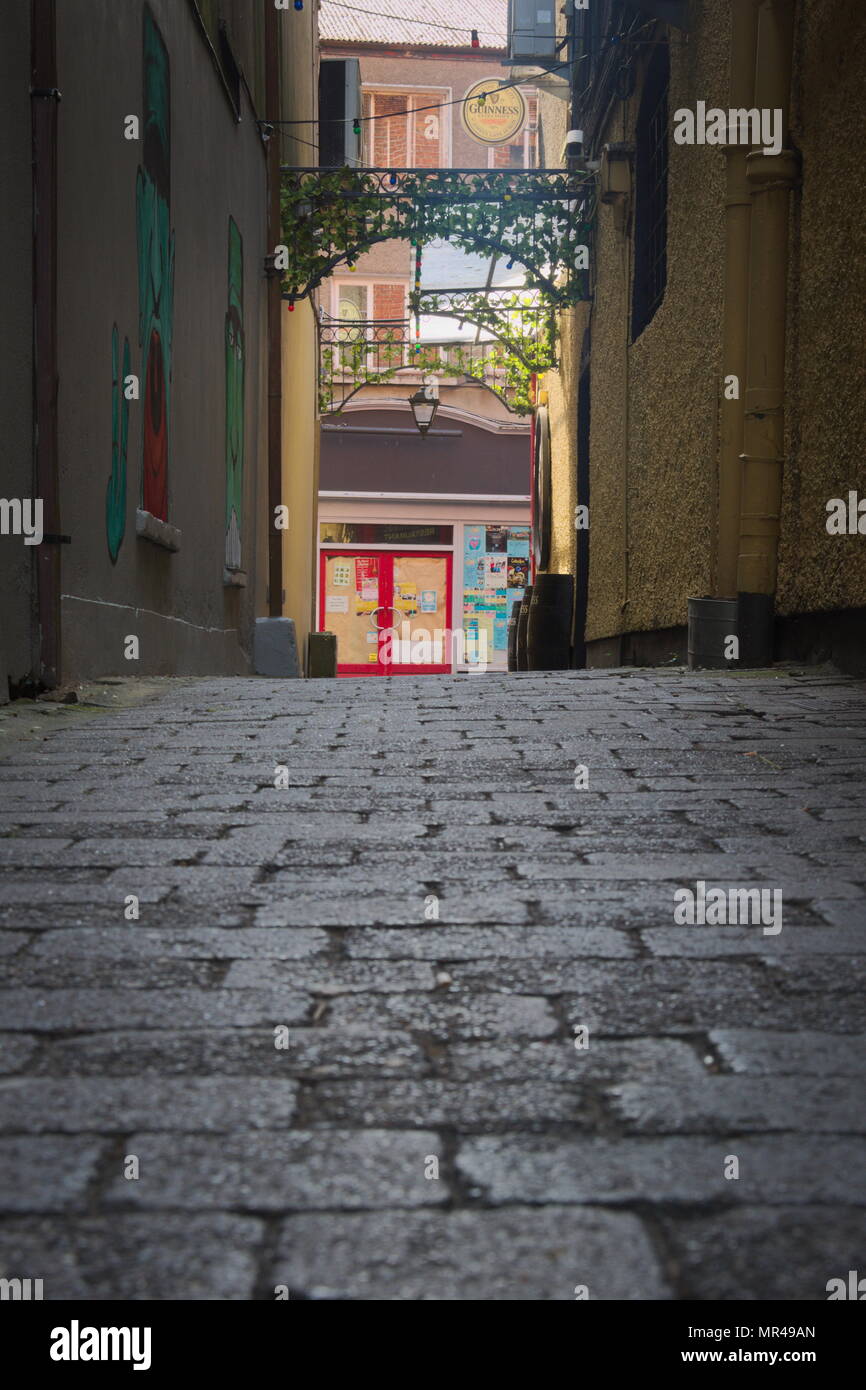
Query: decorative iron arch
317,313,537,416
416,288,557,372
279,166,594,307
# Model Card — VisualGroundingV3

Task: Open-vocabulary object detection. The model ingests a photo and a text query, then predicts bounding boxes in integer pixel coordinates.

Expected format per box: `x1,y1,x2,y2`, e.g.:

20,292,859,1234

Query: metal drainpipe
736,0,799,665
31,0,61,688
716,0,759,599
264,0,284,618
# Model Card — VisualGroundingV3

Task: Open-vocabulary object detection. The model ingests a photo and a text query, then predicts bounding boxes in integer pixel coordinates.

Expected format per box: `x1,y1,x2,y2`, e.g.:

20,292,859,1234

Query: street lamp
408,384,439,437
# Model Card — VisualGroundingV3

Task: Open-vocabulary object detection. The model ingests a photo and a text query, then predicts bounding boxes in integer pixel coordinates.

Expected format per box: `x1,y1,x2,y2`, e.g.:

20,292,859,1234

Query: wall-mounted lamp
408,384,439,437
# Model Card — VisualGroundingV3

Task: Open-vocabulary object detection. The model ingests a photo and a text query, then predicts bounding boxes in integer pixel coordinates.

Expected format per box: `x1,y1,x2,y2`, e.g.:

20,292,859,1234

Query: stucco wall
55,0,268,678
0,3,36,690
776,0,866,617
282,298,320,667
585,5,727,643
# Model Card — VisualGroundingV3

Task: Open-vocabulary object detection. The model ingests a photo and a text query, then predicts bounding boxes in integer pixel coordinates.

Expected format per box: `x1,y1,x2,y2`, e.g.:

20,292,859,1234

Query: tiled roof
319,1,507,50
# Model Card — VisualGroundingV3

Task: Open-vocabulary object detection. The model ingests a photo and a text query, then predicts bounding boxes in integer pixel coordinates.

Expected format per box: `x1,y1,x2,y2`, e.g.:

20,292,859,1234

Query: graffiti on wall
136,5,174,522
225,218,245,571
106,324,131,561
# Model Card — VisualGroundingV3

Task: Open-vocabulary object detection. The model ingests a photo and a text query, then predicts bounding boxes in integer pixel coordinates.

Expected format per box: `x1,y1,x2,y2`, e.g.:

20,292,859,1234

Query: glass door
383,553,452,674
320,550,387,675
319,550,453,676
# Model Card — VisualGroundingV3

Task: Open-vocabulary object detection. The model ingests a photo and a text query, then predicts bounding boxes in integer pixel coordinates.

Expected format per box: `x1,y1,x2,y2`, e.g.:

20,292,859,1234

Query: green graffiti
106,324,131,562
225,217,245,570
136,5,174,521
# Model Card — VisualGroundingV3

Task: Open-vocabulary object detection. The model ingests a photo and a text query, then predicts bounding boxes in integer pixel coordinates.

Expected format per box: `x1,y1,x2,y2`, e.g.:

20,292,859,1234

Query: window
363,90,447,167
631,42,669,340
334,284,368,370
332,282,407,371
321,523,453,545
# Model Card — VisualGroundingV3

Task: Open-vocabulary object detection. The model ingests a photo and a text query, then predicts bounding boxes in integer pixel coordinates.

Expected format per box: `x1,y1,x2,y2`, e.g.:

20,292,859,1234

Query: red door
319,550,453,676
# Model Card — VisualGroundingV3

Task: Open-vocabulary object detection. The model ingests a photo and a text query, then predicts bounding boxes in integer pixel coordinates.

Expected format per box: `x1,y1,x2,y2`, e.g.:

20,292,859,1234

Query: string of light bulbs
264,58,572,131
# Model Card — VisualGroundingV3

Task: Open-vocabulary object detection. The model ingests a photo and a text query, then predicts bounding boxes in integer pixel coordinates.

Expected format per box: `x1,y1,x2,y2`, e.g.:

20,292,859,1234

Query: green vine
291,167,595,415
280,167,594,307
319,323,549,417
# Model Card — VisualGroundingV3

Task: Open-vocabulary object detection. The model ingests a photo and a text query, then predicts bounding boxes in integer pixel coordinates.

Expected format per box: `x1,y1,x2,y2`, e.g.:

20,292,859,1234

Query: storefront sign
461,79,526,146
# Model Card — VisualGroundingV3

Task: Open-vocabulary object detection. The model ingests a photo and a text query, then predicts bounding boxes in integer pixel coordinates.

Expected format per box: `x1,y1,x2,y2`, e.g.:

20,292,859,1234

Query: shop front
317,400,531,676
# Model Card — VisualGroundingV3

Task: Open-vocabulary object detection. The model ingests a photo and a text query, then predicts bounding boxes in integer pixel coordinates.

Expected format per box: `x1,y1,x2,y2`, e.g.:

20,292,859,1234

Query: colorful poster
493,615,508,650
394,583,418,614
420,590,437,612
464,525,485,557
486,525,508,553
486,556,507,584
355,556,379,602
507,527,530,558
507,556,529,587
464,558,484,590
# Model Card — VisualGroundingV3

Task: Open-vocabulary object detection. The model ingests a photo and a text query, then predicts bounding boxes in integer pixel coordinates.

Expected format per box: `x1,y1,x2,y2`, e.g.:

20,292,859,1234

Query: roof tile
319,0,507,50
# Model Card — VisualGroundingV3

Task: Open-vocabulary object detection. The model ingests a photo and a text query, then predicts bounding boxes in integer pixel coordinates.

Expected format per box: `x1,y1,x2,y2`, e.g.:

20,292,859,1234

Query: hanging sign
461,79,526,146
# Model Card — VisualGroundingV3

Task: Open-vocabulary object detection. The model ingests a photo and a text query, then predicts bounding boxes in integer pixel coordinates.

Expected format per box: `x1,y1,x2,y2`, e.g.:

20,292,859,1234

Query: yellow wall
282,298,320,667
277,0,321,669
539,6,727,644
539,1,866,659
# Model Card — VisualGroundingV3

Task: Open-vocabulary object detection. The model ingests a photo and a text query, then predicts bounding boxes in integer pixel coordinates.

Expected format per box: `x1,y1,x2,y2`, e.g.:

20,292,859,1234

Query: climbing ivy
288,166,595,415
280,166,594,306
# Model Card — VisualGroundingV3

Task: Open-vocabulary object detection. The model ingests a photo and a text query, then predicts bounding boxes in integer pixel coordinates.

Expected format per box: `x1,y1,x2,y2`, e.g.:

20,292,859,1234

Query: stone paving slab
0,665,864,1300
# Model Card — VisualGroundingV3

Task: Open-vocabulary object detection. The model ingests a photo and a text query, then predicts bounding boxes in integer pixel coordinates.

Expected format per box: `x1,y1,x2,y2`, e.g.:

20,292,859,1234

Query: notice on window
355,557,379,601
326,594,349,614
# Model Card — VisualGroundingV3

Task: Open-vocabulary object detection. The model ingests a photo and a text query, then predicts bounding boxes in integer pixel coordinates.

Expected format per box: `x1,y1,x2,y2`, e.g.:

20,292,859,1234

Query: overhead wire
263,59,571,130
323,1,500,43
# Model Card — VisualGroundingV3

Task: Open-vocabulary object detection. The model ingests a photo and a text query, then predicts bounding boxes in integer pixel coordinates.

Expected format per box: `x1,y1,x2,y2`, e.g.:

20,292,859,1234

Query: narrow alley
1,665,864,1300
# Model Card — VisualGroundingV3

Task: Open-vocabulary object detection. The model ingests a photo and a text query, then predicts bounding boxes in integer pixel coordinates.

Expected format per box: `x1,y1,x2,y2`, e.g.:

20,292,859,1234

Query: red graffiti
142,327,168,520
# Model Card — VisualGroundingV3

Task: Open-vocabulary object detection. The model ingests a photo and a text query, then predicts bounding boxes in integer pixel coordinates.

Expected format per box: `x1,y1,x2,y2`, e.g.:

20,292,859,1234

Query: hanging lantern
408,385,439,437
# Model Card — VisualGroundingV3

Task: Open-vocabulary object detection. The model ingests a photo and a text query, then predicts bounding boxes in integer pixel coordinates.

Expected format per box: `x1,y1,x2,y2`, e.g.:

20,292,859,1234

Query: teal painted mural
137,5,174,521
225,217,245,571
106,324,131,562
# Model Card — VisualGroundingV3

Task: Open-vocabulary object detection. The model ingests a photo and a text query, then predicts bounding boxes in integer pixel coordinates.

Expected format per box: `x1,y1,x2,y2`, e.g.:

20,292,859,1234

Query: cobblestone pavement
1,666,865,1300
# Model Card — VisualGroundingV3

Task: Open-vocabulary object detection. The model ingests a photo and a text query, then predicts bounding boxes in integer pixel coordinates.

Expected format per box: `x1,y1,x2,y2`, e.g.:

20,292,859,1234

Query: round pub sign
461,79,526,146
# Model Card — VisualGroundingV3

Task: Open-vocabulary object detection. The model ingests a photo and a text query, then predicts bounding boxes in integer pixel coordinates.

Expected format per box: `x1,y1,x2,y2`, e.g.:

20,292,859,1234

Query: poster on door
462,522,528,660
354,556,379,612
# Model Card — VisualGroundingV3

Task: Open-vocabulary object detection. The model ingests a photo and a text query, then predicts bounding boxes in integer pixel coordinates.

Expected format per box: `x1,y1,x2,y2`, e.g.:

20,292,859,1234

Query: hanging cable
262,60,569,129
323,1,500,44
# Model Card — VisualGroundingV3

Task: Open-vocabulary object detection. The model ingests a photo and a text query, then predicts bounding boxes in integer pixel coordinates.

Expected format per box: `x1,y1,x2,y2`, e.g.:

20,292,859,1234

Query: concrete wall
0,3,36,692
777,0,866,618
54,0,269,678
